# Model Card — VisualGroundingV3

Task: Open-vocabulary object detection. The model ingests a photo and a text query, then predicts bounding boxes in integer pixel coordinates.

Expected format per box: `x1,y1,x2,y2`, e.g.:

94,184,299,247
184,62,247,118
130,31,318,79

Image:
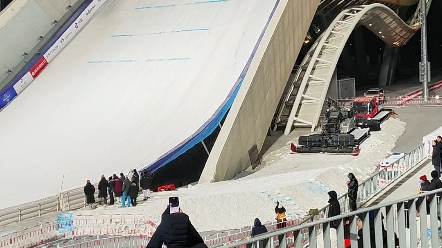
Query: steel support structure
354,27,368,87
419,0,430,101
271,0,417,132
281,0,431,134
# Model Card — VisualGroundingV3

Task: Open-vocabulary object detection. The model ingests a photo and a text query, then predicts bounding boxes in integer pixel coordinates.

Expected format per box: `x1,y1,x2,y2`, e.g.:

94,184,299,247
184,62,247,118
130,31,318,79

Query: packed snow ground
76,118,406,232
0,0,279,209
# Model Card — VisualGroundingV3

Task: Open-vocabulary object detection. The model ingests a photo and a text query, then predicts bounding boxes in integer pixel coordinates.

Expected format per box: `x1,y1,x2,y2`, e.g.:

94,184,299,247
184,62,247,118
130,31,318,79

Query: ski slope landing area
0,0,280,209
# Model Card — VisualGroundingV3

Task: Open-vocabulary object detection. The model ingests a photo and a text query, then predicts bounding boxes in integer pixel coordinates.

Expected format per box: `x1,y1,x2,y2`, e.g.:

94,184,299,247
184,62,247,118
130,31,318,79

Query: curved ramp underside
285,0,431,133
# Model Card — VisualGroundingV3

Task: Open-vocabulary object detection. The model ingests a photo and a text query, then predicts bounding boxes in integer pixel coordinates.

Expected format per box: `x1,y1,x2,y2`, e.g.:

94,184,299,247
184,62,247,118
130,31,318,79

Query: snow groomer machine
292,98,370,155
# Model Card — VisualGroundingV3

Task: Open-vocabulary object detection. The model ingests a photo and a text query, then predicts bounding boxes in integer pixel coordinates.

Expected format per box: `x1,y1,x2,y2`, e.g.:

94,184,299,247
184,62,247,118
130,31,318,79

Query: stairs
306,179,332,197
261,190,305,220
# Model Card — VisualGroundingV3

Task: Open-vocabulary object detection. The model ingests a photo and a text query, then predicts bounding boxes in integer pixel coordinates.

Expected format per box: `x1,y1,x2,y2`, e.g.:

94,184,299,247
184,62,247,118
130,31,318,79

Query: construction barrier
0,222,60,248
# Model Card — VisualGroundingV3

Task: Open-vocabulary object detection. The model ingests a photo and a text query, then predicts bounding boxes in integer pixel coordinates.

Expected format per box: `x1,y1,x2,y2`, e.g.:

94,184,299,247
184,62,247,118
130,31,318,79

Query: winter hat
431,170,439,179
420,175,427,181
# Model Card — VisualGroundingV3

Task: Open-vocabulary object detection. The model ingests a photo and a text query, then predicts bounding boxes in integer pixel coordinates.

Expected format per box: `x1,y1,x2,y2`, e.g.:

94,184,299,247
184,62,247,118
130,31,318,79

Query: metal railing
336,96,442,108
221,188,442,248
3,143,425,248
287,143,427,246
0,143,427,247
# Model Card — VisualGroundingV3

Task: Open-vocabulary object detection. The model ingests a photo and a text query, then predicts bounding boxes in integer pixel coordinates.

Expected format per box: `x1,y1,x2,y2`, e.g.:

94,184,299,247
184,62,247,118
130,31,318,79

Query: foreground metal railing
4,143,425,248
288,143,427,245
223,188,442,248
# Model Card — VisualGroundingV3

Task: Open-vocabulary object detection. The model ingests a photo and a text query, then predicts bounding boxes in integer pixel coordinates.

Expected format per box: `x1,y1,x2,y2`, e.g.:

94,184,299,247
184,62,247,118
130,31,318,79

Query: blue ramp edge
144,0,282,173
0,0,93,99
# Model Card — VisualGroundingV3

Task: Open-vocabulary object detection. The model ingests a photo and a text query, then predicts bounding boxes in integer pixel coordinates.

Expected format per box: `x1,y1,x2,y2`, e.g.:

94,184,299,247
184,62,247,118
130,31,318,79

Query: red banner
29,57,48,78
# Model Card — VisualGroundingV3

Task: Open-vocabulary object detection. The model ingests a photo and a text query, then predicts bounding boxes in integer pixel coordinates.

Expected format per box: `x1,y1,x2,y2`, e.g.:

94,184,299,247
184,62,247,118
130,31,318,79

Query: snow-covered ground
75,118,406,232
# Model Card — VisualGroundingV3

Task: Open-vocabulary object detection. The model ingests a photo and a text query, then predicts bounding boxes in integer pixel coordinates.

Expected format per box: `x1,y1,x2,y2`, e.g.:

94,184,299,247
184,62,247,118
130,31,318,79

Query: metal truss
280,0,431,134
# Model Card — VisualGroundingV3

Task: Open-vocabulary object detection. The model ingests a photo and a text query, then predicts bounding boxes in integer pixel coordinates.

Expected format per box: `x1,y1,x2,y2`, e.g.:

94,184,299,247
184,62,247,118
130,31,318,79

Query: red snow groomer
353,96,392,131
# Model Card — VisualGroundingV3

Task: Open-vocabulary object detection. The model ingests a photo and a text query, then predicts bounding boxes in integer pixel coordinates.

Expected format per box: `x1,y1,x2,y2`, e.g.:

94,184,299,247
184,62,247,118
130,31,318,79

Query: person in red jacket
113,174,123,203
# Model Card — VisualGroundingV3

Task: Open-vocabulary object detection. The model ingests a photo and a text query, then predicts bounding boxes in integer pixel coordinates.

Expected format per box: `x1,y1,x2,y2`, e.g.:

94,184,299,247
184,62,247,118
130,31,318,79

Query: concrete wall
199,0,320,183
0,0,79,82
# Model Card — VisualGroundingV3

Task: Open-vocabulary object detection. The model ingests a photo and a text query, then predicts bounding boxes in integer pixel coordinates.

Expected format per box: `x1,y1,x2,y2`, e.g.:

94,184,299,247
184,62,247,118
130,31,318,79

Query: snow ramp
0,0,315,208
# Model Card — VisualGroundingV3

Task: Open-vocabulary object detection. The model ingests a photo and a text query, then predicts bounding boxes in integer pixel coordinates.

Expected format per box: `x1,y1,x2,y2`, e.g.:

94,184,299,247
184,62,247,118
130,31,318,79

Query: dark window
0,0,13,11
354,102,368,113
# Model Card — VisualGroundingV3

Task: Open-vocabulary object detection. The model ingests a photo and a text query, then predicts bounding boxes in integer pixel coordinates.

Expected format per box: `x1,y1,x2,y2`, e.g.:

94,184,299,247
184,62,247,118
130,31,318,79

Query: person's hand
346,180,350,185
357,219,363,230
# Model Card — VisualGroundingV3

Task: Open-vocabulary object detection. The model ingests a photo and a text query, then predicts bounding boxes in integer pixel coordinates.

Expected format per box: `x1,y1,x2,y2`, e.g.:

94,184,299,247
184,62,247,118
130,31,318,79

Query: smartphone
169,197,180,214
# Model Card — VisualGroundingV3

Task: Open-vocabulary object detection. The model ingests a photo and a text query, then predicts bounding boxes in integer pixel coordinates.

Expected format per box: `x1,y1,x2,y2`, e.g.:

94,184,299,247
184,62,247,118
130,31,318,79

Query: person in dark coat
108,176,115,205
428,170,442,199
147,206,206,248
347,173,358,212
129,181,139,207
420,175,431,193
84,180,95,205
357,211,399,247
97,175,108,205
113,175,123,201
327,190,341,229
122,177,131,207
132,169,140,187
140,172,152,200
432,140,442,177
251,218,267,237
251,218,268,248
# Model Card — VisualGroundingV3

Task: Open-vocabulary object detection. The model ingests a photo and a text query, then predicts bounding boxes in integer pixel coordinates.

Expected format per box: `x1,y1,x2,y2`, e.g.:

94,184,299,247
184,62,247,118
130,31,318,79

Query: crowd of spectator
83,169,152,209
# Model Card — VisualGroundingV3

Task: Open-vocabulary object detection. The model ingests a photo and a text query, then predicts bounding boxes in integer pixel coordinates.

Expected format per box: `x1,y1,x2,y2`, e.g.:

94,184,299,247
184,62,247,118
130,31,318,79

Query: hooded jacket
421,180,431,192
432,142,442,166
327,191,341,229
357,211,398,247
132,170,140,186
251,218,267,237
84,182,95,204
113,178,123,194
147,207,206,248
428,170,442,199
140,173,152,190
122,178,131,195
347,173,358,198
98,177,108,198
129,181,139,198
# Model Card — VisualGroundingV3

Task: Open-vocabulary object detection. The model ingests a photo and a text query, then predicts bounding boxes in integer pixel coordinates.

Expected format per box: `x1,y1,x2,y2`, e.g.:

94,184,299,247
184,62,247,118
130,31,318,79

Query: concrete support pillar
354,27,367,87
379,46,400,86
378,7,408,86
340,46,356,78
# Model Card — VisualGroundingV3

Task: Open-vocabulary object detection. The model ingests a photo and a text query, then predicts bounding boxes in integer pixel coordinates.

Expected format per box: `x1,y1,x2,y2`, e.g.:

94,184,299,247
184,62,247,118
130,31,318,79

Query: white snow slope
0,0,279,209
76,118,406,232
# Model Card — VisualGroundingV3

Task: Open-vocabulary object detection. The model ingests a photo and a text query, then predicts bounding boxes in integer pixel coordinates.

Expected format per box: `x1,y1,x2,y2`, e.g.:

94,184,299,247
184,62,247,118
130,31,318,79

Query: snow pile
74,118,406,232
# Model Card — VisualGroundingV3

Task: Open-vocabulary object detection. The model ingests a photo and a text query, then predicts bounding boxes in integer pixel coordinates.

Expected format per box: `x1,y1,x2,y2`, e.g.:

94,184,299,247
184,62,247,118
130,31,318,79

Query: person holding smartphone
147,197,207,248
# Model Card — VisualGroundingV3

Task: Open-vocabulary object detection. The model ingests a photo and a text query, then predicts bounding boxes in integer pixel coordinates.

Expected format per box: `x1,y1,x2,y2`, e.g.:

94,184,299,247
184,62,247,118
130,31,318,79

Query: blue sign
57,212,75,234
0,87,17,108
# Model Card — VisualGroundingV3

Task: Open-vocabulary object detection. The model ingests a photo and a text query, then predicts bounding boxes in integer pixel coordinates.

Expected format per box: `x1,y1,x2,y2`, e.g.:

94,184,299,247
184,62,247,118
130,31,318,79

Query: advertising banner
13,72,34,95
29,57,48,78
0,87,18,108
0,0,108,111
43,0,106,63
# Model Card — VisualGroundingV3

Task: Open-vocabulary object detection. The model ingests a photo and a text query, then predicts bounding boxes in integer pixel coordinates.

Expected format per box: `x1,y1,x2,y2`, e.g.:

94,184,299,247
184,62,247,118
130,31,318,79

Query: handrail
301,142,425,221
222,188,442,247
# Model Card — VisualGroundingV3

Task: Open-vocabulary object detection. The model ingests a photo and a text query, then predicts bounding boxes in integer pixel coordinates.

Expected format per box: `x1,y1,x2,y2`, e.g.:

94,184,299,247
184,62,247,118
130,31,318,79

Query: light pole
419,0,430,101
